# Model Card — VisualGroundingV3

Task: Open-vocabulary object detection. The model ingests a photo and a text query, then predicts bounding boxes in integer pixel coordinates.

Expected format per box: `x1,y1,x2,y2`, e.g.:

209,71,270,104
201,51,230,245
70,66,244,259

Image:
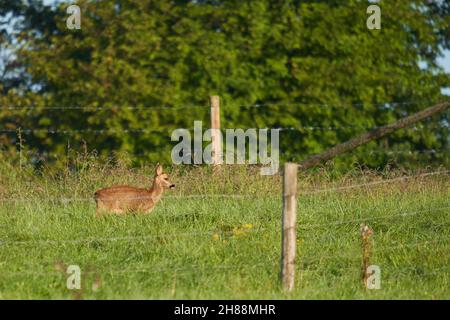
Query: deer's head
154,164,175,189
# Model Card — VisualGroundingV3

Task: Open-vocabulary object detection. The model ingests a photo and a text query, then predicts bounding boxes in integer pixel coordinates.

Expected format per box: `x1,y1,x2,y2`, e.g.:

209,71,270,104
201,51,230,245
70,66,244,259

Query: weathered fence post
360,223,374,288
210,95,221,167
281,162,298,291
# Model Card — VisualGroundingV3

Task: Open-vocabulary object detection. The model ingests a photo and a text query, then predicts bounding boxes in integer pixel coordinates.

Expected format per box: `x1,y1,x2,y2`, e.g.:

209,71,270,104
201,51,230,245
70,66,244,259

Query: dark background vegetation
0,0,449,169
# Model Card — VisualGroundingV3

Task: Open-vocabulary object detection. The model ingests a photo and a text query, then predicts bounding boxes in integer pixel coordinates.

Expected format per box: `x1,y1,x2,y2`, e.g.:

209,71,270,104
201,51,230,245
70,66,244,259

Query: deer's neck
150,180,164,202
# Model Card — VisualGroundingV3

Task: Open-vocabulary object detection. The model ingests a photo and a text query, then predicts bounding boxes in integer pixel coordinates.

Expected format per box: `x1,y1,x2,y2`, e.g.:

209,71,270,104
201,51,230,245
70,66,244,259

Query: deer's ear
156,163,163,175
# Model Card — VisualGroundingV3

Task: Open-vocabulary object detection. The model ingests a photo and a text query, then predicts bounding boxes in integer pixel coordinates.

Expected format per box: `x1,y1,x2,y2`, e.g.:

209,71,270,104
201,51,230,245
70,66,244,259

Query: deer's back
94,186,156,214
95,185,144,195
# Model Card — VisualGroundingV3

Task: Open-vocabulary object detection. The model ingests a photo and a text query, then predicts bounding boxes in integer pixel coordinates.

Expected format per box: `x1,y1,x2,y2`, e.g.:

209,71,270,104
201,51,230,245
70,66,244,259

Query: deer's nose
169,184,176,189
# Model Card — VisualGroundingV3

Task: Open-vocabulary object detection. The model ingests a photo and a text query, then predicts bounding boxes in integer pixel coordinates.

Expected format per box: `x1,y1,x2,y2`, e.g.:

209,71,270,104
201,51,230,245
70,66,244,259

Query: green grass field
0,159,448,299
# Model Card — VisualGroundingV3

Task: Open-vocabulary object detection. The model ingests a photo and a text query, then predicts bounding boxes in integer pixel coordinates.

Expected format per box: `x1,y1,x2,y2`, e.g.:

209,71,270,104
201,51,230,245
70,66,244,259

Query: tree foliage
1,0,449,168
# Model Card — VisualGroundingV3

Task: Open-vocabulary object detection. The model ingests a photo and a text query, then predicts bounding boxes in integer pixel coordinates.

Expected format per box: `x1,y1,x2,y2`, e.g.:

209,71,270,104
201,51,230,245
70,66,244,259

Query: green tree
1,0,449,168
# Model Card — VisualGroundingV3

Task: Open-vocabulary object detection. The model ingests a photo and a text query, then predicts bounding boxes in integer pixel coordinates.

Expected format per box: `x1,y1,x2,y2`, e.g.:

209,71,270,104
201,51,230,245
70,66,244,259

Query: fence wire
0,169,447,203
1,123,446,135
2,263,447,279
298,205,450,230
3,100,436,111
1,239,447,278
1,148,448,161
1,205,448,246
0,227,265,246
299,170,449,195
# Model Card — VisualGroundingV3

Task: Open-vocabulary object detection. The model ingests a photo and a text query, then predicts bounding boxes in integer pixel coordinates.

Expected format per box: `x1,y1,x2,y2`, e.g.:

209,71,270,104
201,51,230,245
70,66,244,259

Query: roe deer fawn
94,164,175,216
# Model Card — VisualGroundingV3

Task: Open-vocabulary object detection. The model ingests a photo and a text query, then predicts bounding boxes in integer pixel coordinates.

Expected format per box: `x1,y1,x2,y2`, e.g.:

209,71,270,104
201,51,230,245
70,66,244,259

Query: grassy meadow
0,156,448,299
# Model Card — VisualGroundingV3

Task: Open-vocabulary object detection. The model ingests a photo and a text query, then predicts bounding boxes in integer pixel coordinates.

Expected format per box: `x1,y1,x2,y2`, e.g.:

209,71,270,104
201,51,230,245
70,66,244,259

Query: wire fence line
2,261,447,278
278,237,450,268
2,235,448,271
0,206,450,246
139,199,450,221
299,169,450,195
297,205,450,230
0,195,254,202
1,240,447,283
1,148,448,161
2,262,271,278
161,204,450,221
0,169,448,203
0,227,266,246
298,239,450,266
1,128,176,134
2,100,437,111
1,205,448,246
1,123,447,135
343,149,450,155
298,265,449,275
3,105,206,111
232,101,439,109
373,239,450,253
3,202,449,236
170,207,449,242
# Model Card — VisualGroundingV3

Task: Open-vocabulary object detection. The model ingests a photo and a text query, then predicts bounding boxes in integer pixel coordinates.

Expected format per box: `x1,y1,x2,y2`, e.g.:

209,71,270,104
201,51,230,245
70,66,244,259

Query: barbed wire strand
298,205,450,229
2,262,447,279
0,169,447,203
298,239,450,266
2,100,437,111
3,105,207,111
0,227,265,246
233,101,437,109
1,205,448,245
1,240,447,279
300,169,450,195
1,148,448,162
2,262,269,277
1,123,447,135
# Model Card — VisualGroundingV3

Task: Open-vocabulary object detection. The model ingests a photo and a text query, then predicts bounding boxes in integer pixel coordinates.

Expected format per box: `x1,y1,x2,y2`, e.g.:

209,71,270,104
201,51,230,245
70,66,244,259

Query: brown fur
94,164,175,216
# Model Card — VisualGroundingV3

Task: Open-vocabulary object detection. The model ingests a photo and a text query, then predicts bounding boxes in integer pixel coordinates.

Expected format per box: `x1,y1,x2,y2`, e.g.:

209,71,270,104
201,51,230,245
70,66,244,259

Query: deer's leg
111,208,125,215
95,201,106,217
137,202,154,215
143,207,154,215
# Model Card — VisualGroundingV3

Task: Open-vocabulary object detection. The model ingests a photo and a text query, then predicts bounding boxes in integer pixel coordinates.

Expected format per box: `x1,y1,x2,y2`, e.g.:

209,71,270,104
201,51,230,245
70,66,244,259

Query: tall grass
0,154,448,299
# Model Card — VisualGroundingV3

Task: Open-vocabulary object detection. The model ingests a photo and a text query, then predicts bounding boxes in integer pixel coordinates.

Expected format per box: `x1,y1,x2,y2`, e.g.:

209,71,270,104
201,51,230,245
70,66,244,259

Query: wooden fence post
281,162,298,291
360,223,374,288
210,95,221,167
